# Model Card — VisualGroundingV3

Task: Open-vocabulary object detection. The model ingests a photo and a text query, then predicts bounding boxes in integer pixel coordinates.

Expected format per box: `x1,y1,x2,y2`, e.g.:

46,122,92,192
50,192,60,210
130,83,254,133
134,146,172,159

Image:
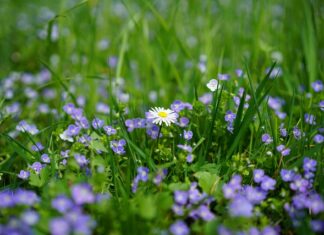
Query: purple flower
293,126,302,140
307,194,324,214
137,167,149,182
50,217,71,235
319,100,324,111
63,103,75,115
31,162,43,174
169,220,189,235
304,113,316,125
280,169,295,182
177,144,192,153
253,169,265,183
31,142,44,152
218,73,230,81
103,125,117,135
21,210,39,225
281,148,291,156
134,118,146,128
222,184,237,199
92,118,104,129
96,102,110,114
303,157,317,172
66,124,81,136
41,154,50,163
244,186,267,204
74,154,89,167
16,120,39,135
146,125,162,139
125,119,135,132
229,196,253,217
171,100,185,113
224,111,236,123
199,93,213,105
17,170,30,180
260,176,276,191
179,117,189,127
0,191,15,208
261,226,279,235
262,134,273,144
311,220,324,233
290,174,309,192
172,204,184,216
78,134,92,146
153,169,167,185
268,96,283,110
311,80,323,92
183,130,193,140
70,108,84,121
52,195,74,213
76,117,89,129
71,183,95,205
313,134,324,144
186,154,194,163
110,139,126,155
14,189,40,206
188,185,204,204
174,191,188,205
195,205,215,221
236,69,243,77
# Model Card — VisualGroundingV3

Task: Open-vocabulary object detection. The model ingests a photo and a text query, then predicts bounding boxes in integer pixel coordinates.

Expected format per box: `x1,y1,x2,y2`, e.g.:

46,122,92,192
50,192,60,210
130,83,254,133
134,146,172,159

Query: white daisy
206,79,219,92
146,107,178,126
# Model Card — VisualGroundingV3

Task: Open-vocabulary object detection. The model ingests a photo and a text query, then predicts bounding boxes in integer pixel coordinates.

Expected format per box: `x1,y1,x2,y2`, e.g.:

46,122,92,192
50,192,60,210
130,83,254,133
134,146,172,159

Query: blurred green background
0,0,323,104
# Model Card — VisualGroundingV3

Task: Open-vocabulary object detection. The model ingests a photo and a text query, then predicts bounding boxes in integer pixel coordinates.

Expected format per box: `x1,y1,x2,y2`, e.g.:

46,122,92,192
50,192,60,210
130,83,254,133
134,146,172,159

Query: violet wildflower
304,113,316,125
66,124,81,137
41,154,50,163
125,119,135,132
171,100,185,113
178,117,189,127
293,126,302,140
290,174,309,192
218,73,230,81
261,134,273,144
153,169,167,185
103,125,117,135
92,118,104,129
52,195,74,213
311,220,324,233
137,166,149,182
307,194,324,214
183,130,193,140
195,205,215,221
21,210,39,226
134,118,146,128
177,144,192,153
50,217,71,235
0,191,15,208
60,130,74,142
260,176,276,191
78,134,91,146
146,125,162,139
311,80,323,92
319,100,324,111
110,139,126,155
31,162,43,174
31,142,44,152
244,186,267,204
172,204,184,216
74,154,88,167
14,189,40,206
303,157,317,172
96,102,110,114
186,154,194,163
16,121,39,135
169,220,189,235
76,117,89,129
229,196,253,217
313,134,323,144
236,69,244,77
71,183,95,205
18,170,30,180
63,103,75,115
253,169,265,183
174,191,188,205
199,93,213,105
280,169,295,182
224,110,236,123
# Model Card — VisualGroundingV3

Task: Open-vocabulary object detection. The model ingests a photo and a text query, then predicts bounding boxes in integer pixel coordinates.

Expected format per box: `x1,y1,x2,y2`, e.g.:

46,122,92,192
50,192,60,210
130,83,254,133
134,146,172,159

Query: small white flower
146,107,178,126
59,130,73,142
206,79,219,92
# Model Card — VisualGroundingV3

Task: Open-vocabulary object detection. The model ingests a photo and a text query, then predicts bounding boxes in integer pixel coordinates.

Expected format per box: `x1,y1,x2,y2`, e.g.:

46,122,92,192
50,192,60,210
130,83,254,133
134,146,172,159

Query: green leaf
138,195,156,220
194,171,220,195
90,140,108,153
29,168,50,187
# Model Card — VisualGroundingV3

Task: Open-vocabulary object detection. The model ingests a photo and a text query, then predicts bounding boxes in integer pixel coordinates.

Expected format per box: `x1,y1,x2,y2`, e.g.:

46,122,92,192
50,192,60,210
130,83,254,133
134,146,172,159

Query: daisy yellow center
158,111,168,118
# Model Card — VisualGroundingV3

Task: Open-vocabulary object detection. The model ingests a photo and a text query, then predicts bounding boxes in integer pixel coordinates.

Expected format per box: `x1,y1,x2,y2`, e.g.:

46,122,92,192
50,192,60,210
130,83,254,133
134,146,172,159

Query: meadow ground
0,0,323,234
